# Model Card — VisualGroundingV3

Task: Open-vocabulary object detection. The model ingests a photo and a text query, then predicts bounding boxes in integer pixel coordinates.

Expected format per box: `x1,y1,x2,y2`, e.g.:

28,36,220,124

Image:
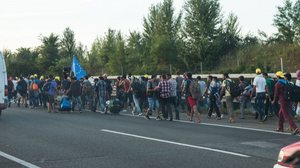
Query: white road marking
101,129,251,158
0,151,40,168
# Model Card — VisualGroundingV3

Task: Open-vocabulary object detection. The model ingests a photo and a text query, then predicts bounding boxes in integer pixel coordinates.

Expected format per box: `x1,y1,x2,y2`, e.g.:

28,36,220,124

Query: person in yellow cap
272,71,299,135
250,68,270,123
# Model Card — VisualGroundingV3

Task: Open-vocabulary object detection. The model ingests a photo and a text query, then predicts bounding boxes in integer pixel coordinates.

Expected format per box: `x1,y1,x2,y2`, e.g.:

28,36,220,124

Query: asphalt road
0,105,299,168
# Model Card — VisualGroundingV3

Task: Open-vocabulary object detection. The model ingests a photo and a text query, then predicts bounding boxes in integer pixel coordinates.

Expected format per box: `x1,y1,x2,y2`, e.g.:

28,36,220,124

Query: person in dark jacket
272,71,299,135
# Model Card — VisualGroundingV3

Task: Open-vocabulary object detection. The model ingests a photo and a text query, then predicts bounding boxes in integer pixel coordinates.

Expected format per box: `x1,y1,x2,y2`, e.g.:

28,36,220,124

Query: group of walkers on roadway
6,69,300,135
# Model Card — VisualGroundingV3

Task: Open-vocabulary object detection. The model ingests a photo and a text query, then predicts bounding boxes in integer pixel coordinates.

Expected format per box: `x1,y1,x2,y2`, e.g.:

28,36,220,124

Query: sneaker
221,114,225,119
70,110,74,113
29,106,33,109
138,113,142,116
144,116,150,120
132,108,136,115
156,116,162,121
212,113,217,117
122,110,127,113
79,111,82,113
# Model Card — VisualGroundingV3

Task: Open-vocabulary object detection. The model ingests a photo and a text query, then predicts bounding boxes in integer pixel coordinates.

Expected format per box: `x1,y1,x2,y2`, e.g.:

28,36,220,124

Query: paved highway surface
0,105,299,168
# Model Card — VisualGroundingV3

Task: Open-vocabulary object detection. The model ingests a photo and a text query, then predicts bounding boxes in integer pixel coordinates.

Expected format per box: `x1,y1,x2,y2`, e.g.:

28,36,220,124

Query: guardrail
93,73,297,80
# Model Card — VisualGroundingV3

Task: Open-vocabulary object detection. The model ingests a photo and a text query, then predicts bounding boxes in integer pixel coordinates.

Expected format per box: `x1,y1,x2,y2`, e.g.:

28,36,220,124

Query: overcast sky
0,0,288,52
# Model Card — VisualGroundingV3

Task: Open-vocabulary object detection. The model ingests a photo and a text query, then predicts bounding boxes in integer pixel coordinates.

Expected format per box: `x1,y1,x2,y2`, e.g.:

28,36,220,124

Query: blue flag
71,56,86,80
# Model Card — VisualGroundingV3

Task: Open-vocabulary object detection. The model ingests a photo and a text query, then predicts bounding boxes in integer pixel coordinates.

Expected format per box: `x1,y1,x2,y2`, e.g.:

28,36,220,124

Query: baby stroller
105,98,123,114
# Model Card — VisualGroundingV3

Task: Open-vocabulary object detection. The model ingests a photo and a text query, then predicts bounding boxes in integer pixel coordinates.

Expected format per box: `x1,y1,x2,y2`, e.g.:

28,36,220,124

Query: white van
0,51,8,116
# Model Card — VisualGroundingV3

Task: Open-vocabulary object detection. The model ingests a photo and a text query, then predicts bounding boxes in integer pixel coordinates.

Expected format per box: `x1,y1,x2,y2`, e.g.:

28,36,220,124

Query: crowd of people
6,69,300,135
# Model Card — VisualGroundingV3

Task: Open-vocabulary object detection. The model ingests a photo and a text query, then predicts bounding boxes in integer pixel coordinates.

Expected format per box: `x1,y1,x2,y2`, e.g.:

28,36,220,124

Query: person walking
157,75,173,121
273,71,299,135
250,69,270,123
262,73,279,118
197,76,209,114
82,76,93,110
65,77,82,113
219,73,235,123
7,75,14,107
139,76,148,112
46,75,59,113
94,77,108,113
202,75,213,113
182,73,202,123
144,75,161,121
130,77,143,116
92,78,99,112
166,74,179,120
17,77,28,107
175,72,185,112
207,77,221,120
103,74,112,100
120,75,134,113
238,76,258,119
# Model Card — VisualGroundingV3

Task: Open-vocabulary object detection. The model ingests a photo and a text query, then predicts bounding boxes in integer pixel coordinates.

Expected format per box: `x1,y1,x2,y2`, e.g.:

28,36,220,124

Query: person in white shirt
250,68,270,123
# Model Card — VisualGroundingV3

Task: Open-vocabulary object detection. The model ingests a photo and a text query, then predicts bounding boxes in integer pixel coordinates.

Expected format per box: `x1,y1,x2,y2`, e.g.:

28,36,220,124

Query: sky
0,0,289,52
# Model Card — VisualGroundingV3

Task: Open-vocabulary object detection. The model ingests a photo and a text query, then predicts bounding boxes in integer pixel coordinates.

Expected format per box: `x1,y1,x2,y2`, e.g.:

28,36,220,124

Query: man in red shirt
272,71,299,135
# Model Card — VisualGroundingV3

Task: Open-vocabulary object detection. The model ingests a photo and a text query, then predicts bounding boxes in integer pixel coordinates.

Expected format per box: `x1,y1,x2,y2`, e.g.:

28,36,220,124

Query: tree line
3,0,300,78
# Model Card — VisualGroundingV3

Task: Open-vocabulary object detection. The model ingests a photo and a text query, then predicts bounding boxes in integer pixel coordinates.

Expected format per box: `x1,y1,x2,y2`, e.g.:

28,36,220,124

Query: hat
103,74,107,78
276,71,284,78
40,76,44,80
134,75,137,78
34,74,38,77
268,74,273,78
183,72,188,76
144,75,148,78
256,68,261,74
30,75,34,79
15,77,18,80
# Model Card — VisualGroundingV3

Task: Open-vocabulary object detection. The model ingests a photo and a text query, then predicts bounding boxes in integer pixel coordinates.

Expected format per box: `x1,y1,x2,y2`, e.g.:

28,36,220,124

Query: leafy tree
38,33,60,75
182,0,222,71
273,0,300,44
106,31,126,75
99,28,117,67
126,31,143,74
60,27,76,58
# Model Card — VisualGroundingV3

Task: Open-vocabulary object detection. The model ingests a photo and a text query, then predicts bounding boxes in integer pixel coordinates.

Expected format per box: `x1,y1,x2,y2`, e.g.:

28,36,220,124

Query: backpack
210,81,220,95
131,82,143,97
17,80,27,93
226,80,241,98
242,82,252,96
271,80,277,93
188,79,202,99
8,80,13,91
279,82,300,102
42,80,52,92
30,81,38,91
83,81,92,95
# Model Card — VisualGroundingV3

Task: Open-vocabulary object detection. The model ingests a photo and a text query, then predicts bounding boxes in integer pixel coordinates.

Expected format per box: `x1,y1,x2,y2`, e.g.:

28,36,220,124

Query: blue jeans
41,92,46,105
148,97,160,111
169,97,179,118
254,93,266,120
133,95,141,114
177,91,184,110
197,98,210,113
72,96,82,111
93,96,106,111
30,93,39,108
